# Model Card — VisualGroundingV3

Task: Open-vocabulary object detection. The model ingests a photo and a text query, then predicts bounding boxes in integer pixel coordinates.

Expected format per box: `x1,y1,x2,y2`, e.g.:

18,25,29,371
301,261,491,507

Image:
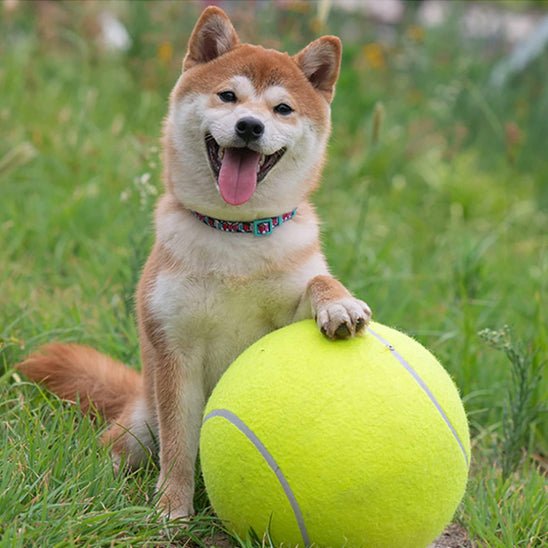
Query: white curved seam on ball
366,327,470,468
203,408,310,545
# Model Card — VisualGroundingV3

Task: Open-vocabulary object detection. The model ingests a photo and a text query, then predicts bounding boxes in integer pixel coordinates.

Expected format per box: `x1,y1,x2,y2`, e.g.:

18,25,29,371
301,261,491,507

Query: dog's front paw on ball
316,298,372,339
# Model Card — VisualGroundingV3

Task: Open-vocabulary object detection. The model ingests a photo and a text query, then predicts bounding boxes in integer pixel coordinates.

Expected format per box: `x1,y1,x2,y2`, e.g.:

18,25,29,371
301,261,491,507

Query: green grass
1,1,546,546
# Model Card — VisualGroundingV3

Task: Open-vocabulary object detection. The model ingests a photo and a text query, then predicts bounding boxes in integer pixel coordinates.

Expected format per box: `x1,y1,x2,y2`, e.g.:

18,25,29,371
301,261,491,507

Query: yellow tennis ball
200,320,470,547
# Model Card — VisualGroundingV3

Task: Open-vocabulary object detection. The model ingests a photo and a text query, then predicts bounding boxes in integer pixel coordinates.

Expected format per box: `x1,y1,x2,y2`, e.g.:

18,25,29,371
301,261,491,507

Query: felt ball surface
200,320,470,548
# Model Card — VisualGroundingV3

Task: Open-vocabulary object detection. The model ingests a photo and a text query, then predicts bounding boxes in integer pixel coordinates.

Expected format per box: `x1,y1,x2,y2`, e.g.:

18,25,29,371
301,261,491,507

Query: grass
1,1,546,546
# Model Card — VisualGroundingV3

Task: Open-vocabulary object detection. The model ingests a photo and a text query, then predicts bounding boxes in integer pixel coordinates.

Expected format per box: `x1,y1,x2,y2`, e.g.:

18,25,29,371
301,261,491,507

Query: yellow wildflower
362,43,385,70
157,40,173,64
406,25,425,43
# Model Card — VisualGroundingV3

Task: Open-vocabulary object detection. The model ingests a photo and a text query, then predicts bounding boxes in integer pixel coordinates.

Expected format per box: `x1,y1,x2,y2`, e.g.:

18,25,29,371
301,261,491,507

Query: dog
19,6,372,519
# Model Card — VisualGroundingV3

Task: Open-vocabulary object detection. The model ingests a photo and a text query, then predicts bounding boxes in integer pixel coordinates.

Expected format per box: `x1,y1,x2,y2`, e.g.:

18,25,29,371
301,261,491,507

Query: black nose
235,117,264,142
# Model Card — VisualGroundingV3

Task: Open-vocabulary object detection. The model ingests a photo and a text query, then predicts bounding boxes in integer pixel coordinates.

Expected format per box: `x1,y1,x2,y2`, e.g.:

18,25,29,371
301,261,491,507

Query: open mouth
205,134,286,205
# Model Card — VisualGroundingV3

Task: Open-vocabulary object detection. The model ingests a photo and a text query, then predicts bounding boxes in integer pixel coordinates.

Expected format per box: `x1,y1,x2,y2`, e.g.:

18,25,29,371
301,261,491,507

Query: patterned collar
191,208,297,236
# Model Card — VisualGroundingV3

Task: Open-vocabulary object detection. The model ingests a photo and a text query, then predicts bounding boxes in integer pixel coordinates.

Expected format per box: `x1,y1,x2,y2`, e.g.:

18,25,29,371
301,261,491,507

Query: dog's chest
149,268,309,388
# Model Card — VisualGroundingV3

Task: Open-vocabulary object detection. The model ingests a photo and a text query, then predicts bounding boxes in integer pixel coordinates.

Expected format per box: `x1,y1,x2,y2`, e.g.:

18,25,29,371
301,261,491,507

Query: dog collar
191,208,297,236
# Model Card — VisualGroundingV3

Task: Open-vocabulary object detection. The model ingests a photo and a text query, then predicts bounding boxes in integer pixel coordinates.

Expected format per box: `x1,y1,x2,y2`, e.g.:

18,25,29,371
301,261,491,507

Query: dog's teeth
218,147,225,161
259,154,266,167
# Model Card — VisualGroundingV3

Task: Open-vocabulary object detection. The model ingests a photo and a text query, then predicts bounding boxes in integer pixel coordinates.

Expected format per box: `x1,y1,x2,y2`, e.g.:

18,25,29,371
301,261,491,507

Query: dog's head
164,6,341,219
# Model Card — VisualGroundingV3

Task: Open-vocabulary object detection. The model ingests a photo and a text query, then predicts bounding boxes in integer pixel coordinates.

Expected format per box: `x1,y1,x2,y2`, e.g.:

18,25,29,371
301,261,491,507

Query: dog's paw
159,498,194,521
315,297,372,339
157,485,194,521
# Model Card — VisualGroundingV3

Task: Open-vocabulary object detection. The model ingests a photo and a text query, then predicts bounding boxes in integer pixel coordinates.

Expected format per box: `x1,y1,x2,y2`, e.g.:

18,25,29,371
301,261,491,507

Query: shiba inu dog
19,6,371,519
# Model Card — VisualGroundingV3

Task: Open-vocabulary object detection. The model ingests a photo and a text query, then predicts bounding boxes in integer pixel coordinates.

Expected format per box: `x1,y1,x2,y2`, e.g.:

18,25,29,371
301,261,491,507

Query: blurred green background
1,1,546,545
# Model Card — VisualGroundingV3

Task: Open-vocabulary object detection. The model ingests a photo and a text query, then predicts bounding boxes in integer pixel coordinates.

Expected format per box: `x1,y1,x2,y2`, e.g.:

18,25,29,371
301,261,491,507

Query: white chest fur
148,198,328,394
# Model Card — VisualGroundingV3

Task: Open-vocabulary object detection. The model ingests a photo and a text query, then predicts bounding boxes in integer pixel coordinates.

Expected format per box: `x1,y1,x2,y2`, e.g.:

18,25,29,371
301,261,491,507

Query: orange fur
18,343,142,420
308,274,351,306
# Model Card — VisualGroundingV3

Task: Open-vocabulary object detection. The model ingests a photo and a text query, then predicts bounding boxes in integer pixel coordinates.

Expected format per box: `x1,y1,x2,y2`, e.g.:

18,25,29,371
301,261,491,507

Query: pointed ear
294,36,342,102
183,7,240,71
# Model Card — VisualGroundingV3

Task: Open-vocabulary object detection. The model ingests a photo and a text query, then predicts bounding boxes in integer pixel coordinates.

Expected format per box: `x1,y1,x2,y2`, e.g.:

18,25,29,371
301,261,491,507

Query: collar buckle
252,217,276,236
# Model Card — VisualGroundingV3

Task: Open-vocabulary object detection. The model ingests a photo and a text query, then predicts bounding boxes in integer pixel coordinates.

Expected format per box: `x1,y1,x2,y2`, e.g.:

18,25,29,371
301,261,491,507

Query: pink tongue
218,148,261,205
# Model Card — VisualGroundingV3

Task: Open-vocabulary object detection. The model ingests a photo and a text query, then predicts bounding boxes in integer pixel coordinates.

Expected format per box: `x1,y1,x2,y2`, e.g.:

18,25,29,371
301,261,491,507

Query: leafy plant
479,326,545,478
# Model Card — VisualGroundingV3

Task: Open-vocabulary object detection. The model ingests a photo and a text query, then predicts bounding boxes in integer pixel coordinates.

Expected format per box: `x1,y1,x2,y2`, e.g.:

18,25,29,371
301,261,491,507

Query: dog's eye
218,91,237,103
274,103,293,116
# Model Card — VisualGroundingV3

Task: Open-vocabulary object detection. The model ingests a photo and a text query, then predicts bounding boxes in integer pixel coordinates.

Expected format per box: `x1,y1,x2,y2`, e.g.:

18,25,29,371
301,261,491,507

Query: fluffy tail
18,343,142,421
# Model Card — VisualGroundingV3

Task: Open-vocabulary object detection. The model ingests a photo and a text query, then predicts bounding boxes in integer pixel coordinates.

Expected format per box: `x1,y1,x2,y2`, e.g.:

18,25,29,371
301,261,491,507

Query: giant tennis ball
200,320,470,547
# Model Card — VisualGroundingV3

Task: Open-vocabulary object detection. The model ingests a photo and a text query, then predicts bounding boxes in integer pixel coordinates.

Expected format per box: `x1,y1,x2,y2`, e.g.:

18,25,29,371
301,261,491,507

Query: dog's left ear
183,7,240,71
294,36,342,103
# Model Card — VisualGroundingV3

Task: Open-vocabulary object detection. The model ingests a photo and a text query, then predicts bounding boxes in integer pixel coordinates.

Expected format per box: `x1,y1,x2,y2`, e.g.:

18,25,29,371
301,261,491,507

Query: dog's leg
153,348,205,519
307,274,372,339
101,334,160,470
101,396,157,471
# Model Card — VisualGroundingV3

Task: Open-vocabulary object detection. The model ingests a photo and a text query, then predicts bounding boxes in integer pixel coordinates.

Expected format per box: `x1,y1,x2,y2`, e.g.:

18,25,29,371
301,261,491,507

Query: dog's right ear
294,36,342,103
183,7,240,71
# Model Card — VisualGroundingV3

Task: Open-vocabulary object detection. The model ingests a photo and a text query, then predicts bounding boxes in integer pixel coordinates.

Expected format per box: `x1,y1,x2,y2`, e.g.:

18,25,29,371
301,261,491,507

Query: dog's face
164,7,341,219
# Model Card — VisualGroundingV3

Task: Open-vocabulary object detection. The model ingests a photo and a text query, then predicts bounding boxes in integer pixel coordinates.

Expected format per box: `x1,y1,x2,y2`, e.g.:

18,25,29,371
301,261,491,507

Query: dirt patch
202,532,233,548
429,523,473,548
